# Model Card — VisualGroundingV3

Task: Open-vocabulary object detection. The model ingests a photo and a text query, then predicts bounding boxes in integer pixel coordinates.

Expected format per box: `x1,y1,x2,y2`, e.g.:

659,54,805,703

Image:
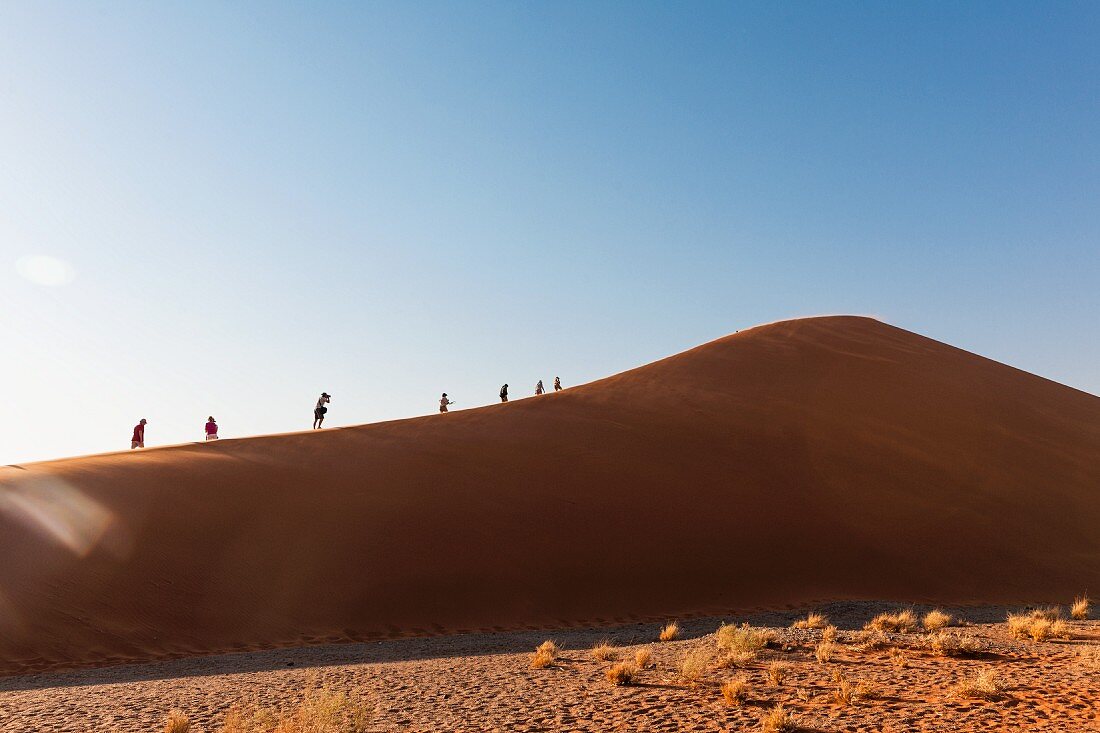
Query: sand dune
2,315,1099,675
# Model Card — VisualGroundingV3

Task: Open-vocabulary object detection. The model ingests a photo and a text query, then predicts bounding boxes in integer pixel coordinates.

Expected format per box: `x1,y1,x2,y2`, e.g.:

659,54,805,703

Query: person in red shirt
205,416,219,441
131,418,147,449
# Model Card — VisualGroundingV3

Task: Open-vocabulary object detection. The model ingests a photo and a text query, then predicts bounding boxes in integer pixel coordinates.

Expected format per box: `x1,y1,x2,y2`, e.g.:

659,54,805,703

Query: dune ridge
2,315,1099,675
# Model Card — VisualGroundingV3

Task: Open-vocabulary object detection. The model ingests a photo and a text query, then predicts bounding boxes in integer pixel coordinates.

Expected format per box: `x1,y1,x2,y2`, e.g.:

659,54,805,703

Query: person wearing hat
314,392,331,429
205,416,219,441
439,392,453,413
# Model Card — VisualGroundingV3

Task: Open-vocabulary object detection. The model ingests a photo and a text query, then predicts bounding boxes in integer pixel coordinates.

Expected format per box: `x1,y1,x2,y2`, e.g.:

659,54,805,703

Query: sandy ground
2,601,1098,732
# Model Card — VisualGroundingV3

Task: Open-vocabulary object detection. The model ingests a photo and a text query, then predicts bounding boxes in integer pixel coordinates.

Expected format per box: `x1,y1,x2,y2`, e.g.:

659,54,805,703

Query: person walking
554,376,562,392
131,418,147,449
314,392,331,429
205,416,219,441
500,383,509,403
535,380,545,395
439,393,454,413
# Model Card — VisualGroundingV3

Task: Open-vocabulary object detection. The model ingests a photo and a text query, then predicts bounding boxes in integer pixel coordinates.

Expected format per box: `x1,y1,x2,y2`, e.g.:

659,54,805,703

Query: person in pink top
131,418,147,449
205,416,219,441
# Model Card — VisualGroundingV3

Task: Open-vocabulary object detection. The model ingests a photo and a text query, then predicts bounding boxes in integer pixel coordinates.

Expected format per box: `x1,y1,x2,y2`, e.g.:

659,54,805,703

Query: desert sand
1,315,1099,680
1,602,1098,732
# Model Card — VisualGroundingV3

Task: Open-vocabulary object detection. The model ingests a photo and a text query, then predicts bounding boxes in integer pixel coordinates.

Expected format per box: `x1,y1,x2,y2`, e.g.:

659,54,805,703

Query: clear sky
2,1,1098,465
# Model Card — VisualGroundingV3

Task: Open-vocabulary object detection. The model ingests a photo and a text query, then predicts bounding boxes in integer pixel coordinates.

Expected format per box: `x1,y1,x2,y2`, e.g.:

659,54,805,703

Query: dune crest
2,315,1099,674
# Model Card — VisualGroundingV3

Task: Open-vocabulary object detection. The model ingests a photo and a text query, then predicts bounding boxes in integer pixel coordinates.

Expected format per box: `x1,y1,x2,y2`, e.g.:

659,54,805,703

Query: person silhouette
500,384,509,403
535,380,545,395
314,392,331,429
439,393,454,413
131,418,147,449
554,376,562,392
205,416,219,441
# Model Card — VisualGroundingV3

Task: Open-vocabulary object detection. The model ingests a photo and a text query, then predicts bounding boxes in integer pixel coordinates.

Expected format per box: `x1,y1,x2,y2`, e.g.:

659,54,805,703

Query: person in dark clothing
554,376,562,391
500,384,509,402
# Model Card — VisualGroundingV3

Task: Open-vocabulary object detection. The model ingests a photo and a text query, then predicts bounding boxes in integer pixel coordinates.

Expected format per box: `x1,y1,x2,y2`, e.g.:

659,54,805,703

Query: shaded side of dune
2,316,1099,674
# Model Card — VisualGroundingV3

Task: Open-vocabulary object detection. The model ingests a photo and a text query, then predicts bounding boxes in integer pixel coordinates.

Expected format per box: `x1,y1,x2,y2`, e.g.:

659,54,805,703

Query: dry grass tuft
605,662,638,686
164,711,191,733
760,703,796,732
922,609,952,632
791,612,829,630
1072,596,1091,620
853,628,889,651
1006,612,1070,642
814,640,837,663
530,640,559,669
721,676,752,706
766,662,791,686
659,622,680,642
1030,606,1063,621
717,623,773,657
634,647,653,668
590,640,616,661
866,609,918,633
928,630,981,657
888,646,909,669
1076,646,1100,669
953,668,1006,701
821,625,838,644
830,670,877,706
218,689,370,733
679,649,712,684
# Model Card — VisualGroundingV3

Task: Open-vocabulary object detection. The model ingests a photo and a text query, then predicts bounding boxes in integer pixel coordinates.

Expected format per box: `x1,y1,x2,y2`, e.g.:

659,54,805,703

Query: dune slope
2,316,1099,674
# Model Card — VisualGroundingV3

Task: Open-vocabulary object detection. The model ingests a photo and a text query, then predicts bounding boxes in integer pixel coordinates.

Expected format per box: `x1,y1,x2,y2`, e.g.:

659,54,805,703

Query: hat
322,392,330,397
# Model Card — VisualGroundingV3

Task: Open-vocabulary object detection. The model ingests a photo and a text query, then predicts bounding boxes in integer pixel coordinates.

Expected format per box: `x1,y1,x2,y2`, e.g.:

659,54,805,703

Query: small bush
1072,596,1090,620
766,662,791,686
717,623,773,656
216,689,369,733
953,668,1005,701
1030,606,1062,621
679,649,711,684
659,622,680,642
606,662,638,686
928,631,981,657
634,647,653,668
814,640,837,663
888,647,909,669
821,625,838,644
866,609,917,633
530,640,559,669
854,628,889,651
721,676,751,706
591,640,616,661
164,711,190,733
922,609,951,632
791,612,828,629
760,704,796,732
1050,619,1071,640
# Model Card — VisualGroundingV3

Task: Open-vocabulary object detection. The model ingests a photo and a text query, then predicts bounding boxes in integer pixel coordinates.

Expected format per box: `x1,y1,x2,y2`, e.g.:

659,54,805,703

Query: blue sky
2,1,1098,464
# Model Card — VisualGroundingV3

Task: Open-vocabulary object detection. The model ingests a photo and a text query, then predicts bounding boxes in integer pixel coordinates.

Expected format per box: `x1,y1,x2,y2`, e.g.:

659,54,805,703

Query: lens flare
15,255,76,286
0,474,115,557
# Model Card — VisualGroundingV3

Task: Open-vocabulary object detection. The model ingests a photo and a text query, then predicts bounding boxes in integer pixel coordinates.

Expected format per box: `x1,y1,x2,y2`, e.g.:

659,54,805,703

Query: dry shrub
605,662,638,686
1006,613,1032,640
634,647,653,668
794,687,812,703
866,609,918,633
827,669,871,704
1030,606,1062,621
659,622,680,642
922,609,951,632
1072,596,1091,620
717,623,773,657
721,676,751,706
218,689,369,733
766,662,791,686
791,612,828,630
888,647,909,669
1050,619,1071,640
760,703,796,733
164,711,190,733
814,640,837,663
530,640,559,669
679,649,711,684
953,668,1005,701
1076,646,1100,669
928,631,981,658
591,640,616,661
821,625,838,644
853,628,889,651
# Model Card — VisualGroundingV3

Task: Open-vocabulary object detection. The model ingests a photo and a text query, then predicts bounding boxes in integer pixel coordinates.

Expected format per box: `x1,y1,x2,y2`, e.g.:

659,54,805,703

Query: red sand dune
2,315,1099,675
